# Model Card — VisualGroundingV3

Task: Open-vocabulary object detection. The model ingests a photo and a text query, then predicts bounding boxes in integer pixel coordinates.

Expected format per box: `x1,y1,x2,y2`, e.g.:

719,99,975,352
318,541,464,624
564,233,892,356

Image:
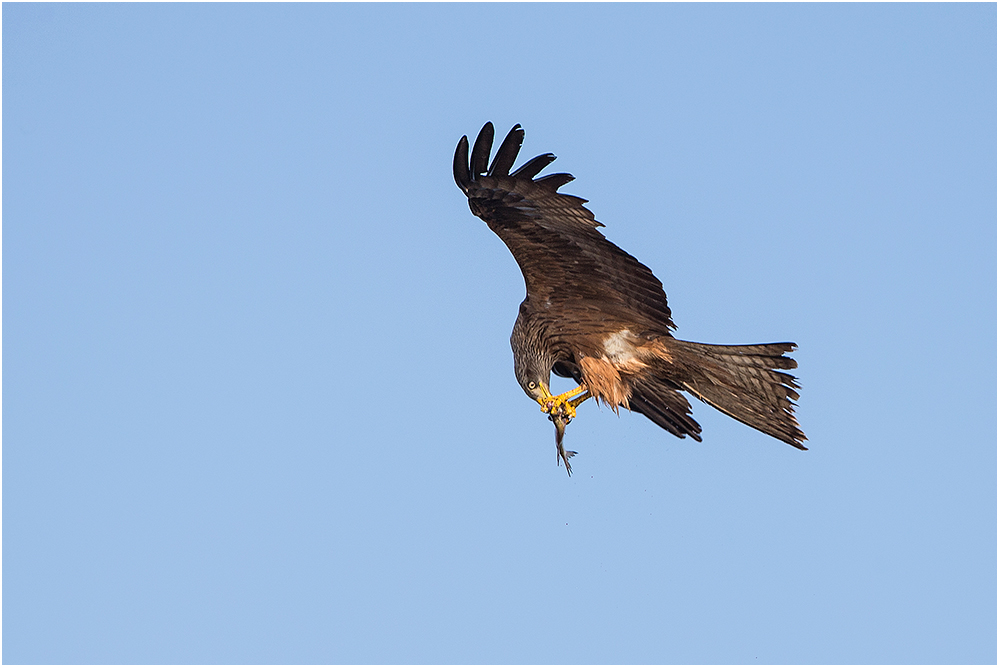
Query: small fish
550,410,578,477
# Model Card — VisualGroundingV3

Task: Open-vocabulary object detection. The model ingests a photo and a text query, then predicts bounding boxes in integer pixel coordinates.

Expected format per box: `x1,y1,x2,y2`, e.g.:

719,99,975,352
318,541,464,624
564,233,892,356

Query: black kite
454,123,805,474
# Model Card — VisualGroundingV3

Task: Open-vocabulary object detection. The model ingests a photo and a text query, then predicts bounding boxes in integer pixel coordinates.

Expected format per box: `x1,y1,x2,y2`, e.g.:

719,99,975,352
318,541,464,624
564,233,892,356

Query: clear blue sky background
4,3,996,664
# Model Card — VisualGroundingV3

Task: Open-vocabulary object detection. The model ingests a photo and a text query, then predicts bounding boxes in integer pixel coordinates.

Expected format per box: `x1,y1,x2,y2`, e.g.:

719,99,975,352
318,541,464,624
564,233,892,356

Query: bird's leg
567,389,592,410
537,384,591,421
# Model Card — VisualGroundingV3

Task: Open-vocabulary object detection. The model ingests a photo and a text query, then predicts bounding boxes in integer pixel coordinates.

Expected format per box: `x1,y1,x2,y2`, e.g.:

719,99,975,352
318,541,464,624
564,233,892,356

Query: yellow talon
537,384,591,420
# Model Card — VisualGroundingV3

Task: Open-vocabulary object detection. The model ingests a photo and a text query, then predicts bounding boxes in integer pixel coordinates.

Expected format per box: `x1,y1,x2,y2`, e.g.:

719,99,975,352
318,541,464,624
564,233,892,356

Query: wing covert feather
455,122,675,332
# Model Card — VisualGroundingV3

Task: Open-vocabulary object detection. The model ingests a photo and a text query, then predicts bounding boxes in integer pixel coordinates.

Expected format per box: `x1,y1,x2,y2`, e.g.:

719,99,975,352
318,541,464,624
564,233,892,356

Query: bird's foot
537,386,591,422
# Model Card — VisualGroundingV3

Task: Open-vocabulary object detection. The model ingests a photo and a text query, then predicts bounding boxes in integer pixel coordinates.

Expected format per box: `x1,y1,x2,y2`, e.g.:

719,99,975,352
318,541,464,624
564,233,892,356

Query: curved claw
537,385,591,421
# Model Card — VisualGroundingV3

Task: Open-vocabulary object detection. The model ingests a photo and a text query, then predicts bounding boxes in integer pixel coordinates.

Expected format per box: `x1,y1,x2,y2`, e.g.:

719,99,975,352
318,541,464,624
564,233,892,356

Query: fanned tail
671,340,806,449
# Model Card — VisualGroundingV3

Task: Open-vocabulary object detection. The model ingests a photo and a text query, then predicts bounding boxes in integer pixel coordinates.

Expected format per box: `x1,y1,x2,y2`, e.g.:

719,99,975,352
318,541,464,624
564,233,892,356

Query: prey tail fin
672,340,807,449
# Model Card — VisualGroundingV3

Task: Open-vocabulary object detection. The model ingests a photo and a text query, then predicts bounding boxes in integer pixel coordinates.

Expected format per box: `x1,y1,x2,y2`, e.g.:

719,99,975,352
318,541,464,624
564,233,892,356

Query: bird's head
510,310,560,406
520,375,552,404
513,349,554,404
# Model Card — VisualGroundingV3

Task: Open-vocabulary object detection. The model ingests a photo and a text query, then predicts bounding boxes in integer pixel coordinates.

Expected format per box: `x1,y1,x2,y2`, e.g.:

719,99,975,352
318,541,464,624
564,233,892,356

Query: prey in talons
537,385,591,476
536,384,591,420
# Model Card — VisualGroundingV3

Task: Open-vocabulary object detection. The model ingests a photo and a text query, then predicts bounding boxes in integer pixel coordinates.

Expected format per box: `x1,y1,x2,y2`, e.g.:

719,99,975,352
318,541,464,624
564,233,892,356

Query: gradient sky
4,3,996,664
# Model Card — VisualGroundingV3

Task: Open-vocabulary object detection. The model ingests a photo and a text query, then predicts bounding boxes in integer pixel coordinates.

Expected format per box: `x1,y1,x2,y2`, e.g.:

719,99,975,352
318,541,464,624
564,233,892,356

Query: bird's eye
528,381,537,389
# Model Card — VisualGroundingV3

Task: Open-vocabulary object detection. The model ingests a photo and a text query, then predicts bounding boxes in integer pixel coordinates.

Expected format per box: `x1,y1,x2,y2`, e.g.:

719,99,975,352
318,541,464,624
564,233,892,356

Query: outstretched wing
454,122,675,332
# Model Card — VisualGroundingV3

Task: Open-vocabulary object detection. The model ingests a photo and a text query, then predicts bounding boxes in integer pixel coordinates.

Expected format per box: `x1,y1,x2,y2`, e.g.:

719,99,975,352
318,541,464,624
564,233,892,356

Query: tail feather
670,340,807,449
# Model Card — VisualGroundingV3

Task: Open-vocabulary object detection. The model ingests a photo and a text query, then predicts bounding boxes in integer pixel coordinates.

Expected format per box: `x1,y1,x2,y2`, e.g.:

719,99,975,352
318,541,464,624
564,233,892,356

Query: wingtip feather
453,135,470,189
471,122,494,177
510,153,556,180
535,173,575,191
488,124,525,177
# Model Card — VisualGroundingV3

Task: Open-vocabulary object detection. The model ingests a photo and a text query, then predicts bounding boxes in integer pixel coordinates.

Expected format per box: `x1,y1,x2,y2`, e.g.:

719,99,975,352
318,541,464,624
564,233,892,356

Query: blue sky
4,3,996,664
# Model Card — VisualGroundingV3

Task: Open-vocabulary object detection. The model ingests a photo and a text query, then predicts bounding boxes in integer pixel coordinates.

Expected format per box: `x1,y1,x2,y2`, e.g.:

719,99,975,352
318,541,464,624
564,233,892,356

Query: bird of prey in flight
454,122,805,475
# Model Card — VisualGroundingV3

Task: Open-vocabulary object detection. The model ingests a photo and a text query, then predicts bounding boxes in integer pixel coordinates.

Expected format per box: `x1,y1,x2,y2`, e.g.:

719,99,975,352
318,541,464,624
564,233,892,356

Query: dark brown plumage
454,122,805,471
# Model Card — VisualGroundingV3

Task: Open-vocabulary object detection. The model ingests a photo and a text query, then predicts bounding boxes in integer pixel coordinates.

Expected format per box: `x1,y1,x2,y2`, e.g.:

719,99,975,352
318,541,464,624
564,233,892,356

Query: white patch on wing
603,329,639,364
